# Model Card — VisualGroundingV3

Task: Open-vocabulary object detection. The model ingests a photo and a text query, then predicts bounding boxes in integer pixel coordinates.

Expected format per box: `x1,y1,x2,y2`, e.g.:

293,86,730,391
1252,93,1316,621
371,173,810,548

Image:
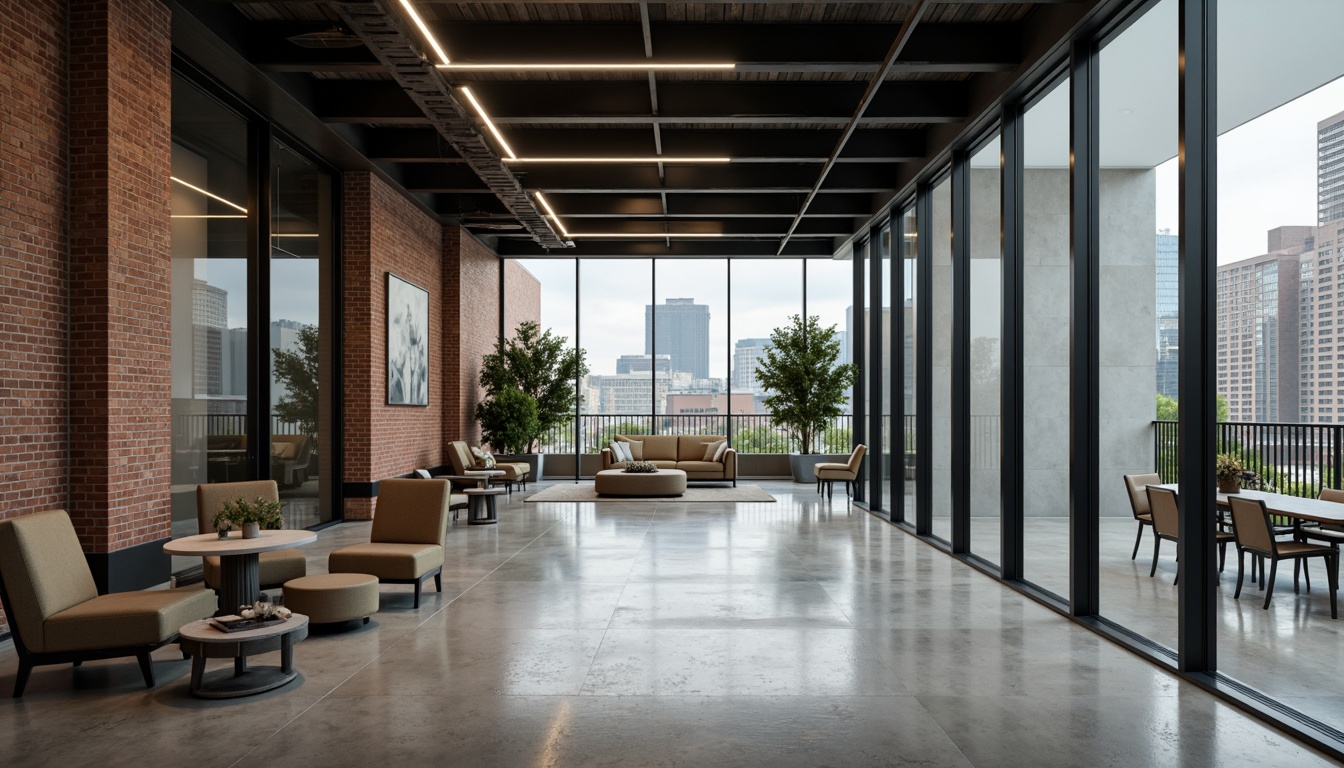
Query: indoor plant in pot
476,320,588,481
211,497,284,539
754,314,859,483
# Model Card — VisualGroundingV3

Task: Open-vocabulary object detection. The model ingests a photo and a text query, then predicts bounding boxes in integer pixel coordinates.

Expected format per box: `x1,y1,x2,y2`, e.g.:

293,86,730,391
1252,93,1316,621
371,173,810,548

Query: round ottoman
283,573,380,626
594,468,687,497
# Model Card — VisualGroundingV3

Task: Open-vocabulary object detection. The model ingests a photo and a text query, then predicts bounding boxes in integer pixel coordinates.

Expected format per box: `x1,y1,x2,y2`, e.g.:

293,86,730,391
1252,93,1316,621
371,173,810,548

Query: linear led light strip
438,62,735,71
397,0,451,66
170,176,247,213
567,233,725,239
533,192,571,239
506,157,730,164
460,86,517,160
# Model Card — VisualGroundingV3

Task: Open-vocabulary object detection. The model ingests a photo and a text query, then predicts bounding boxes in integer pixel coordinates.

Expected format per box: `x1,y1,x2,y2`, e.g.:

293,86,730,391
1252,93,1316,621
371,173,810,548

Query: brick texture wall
502,260,542,343
0,0,70,634
343,173,446,520
68,0,174,551
443,227,504,447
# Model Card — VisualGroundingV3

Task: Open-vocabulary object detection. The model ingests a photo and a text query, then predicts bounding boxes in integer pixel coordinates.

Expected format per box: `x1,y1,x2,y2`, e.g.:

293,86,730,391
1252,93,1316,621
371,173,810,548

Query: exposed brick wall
442,227,503,447
67,0,174,551
503,260,542,341
0,0,70,634
342,173,445,520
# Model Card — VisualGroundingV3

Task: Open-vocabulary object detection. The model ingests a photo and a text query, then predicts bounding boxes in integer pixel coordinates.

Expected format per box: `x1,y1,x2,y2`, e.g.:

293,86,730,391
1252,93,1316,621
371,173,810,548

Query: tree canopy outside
1155,393,1228,422
478,321,588,453
754,314,857,454
273,324,320,437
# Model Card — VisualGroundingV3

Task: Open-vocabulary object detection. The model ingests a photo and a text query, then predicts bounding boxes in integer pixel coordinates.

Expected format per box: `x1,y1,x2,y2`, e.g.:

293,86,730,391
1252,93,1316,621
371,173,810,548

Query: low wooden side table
463,487,506,525
178,614,310,699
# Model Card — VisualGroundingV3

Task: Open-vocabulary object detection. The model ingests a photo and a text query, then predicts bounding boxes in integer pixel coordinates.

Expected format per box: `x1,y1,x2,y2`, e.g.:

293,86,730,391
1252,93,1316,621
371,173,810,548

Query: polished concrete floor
0,481,1336,767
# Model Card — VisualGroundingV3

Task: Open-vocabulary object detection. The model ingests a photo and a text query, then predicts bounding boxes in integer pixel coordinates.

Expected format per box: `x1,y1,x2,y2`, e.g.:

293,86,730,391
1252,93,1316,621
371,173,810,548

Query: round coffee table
164,530,317,614
594,469,687,497
178,614,310,699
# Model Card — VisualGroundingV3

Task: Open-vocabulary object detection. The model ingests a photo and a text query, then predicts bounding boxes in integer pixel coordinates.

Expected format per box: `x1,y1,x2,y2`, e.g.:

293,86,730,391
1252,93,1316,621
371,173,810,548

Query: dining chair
1300,488,1344,549
1122,473,1160,560
1228,495,1338,618
1144,486,1234,585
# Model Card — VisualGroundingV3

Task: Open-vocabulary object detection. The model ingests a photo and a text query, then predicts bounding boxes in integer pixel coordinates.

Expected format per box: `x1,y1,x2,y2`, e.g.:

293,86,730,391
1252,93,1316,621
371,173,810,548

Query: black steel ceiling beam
488,218,850,237
363,126,924,162
494,239,835,258
777,0,930,255
465,163,894,194
332,1,564,247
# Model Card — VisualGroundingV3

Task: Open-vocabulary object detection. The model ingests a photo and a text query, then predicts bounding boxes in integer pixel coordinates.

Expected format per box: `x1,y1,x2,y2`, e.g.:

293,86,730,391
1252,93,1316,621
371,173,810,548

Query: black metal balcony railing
538,414,859,455
172,413,309,446
1153,419,1344,498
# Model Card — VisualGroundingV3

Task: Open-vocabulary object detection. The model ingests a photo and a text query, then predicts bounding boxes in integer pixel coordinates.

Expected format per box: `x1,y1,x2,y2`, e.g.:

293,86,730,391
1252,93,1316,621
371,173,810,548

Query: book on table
209,614,287,633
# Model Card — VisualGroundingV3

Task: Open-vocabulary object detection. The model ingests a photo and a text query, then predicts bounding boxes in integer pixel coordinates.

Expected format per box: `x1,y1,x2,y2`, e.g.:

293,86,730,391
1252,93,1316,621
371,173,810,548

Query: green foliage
820,425,852,455
732,424,783,454
476,387,540,455
754,314,858,454
478,321,588,452
212,497,284,531
273,324,320,437
1215,453,1244,481
1155,393,1228,422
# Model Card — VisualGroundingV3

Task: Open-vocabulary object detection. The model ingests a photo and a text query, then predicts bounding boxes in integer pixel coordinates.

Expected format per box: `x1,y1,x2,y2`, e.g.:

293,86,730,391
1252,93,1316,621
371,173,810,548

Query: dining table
1152,484,1344,526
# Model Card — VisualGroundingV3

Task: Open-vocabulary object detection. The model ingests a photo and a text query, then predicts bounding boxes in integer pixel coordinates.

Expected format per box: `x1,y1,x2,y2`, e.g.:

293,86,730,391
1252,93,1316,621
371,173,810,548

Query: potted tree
476,320,588,481
754,314,859,483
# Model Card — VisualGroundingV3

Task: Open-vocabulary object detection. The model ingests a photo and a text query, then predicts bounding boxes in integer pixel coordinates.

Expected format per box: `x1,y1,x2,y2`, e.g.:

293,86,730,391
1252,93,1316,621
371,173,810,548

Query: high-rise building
1155,232,1179,400
1296,221,1344,423
645,298,709,379
192,279,227,396
584,372,671,414
615,354,671,376
1215,228,1306,423
731,338,773,394
1318,110,1344,226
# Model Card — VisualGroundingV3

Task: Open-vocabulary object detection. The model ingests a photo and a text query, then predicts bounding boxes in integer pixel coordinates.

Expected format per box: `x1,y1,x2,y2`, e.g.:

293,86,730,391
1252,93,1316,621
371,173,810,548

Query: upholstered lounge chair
814,445,868,501
328,478,450,608
270,434,314,489
447,440,530,494
197,480,307,591
0,510,217,697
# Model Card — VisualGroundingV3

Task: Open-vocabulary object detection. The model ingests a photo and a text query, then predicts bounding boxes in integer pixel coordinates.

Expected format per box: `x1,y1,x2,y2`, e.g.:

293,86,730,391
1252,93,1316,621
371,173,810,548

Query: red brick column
342,173,445,520
67,0,174,589
442,226,504,447
0,0,71,631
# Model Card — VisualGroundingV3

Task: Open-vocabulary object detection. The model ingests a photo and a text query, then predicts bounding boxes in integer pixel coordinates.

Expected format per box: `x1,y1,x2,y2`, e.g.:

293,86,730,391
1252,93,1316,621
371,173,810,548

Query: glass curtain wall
1214,0,1344,730
1096,0,1180,650
879,229,893,515
807,257,857,461
655,259,728,437
169,76,252,559
579,260,653,450
269,140,334,527
931,177,954,542
731,260,803,453
507,259,577,470
969,138,1003,563
1021,76,1073,599
902,206,918,521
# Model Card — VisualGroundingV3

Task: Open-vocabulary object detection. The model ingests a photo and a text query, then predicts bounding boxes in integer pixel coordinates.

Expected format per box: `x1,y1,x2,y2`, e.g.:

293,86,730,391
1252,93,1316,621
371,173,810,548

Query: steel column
867,223,885,508
1001,103,1026,580
915,183,934,536
1176,0,1217,674
1068,38,1101,618
950,149,971,554
853,240,868,471
891,209,907,524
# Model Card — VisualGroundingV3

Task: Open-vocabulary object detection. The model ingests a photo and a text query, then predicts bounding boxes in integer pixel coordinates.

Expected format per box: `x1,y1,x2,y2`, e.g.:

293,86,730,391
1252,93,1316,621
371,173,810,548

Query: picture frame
386,272,429,406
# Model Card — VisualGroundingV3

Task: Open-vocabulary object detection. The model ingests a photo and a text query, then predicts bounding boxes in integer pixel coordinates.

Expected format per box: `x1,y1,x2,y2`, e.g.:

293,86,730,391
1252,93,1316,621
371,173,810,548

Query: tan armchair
270,434,314,488
448,440,530,494
814,445,868,501
0,510,216,697
328,478,450,608
197,480,307,590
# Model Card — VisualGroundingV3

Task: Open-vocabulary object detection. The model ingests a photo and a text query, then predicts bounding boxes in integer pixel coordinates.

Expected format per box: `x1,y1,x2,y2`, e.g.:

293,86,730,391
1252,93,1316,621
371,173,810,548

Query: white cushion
713,441,729,462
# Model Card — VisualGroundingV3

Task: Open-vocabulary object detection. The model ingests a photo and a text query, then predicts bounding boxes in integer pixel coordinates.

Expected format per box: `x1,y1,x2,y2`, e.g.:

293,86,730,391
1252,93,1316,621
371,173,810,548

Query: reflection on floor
0,482,1331,766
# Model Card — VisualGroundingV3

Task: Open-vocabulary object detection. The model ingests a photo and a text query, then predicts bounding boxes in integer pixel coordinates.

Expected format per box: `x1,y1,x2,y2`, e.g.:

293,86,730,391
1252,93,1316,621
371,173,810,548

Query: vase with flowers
211,497,284,539
1216,453,1245,494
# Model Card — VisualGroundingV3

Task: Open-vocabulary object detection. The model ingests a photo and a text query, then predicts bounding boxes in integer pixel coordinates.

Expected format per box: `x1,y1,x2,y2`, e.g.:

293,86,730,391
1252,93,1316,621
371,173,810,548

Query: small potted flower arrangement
211,497,284,539
1216,453,1245,494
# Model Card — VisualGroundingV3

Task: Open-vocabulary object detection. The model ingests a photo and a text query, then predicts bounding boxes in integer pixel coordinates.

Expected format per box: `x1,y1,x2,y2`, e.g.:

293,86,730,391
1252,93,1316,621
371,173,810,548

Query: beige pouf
594,468,687,497
283,573,380,625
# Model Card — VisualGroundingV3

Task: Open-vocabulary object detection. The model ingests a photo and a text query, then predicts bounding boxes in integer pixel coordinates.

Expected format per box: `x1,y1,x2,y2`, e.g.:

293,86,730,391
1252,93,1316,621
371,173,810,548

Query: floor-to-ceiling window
969,137,1003,564
169,73,340,576
1021,74,1072,599
901,205,918,523
807,257,858,462
1096,0,1180,651
655,259,728,438
579,259,654,448
730,259,804,454
170,76,252,557
931,177,954,542
508,259,578,472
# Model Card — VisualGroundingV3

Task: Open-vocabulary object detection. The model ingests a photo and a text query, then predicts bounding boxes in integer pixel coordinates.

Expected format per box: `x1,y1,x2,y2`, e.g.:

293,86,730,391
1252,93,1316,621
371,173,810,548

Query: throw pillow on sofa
713,440,730,462
622,439,644,461
702,440,726,462
609,440,629,462
471,446,497,468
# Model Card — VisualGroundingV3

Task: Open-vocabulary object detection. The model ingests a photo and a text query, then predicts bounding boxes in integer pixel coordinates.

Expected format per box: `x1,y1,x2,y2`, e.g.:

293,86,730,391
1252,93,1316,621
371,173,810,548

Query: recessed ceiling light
437,62,735,72
459,87,517,160
396,0,451,66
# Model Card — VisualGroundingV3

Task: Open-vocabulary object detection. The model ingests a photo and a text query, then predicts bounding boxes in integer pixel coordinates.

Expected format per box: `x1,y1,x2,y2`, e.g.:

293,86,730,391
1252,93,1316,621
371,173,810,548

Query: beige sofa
601,435,737,486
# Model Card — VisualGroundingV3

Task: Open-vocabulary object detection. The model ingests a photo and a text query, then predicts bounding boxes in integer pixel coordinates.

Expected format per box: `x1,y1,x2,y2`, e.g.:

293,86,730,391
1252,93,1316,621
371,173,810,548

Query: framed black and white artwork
386,272,429,406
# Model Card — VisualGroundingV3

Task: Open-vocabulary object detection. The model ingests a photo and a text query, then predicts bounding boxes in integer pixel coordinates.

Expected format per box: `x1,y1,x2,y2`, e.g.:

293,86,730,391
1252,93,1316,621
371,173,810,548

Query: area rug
525,483,776,503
